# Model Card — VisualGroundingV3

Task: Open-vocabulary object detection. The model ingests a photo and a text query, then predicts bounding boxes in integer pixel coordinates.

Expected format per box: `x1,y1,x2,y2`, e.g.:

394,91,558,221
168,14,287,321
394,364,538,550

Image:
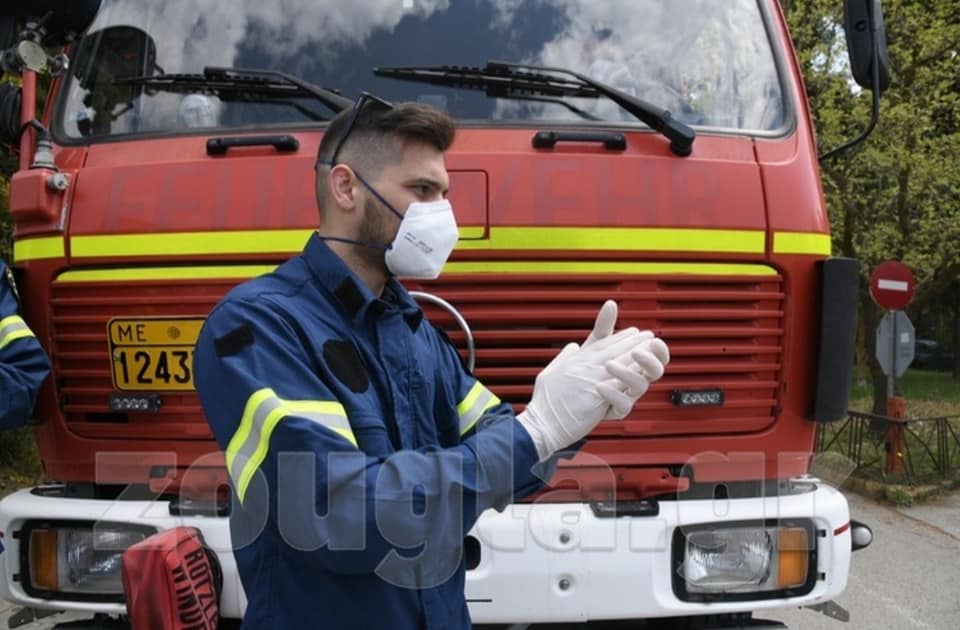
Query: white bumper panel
0,488,247,619
0,481,851,624
466,481,851,624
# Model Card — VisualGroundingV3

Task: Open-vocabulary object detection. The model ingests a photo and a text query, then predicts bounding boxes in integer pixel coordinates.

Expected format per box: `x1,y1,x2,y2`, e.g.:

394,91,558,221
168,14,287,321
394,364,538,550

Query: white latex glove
517,327,645,461
583,299,619,347
597,338,670,418
583,300,667,419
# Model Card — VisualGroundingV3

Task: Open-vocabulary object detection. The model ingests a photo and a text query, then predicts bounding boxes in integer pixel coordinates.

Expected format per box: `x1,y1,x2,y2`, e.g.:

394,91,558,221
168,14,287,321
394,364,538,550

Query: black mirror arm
818,14,882,163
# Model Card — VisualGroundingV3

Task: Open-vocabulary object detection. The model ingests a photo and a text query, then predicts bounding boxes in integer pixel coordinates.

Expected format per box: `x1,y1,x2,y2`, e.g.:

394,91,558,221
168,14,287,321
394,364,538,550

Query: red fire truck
0,0,883,627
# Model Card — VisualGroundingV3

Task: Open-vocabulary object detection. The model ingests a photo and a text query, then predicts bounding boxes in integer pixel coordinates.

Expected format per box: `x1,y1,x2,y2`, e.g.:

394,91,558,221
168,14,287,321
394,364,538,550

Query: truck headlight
23,521,155,600
672,520,817,602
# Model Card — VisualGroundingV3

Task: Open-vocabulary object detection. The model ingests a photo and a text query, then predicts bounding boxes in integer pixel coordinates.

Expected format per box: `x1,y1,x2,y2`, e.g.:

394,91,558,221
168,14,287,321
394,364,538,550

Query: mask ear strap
352,170,405,221
317,235,391,252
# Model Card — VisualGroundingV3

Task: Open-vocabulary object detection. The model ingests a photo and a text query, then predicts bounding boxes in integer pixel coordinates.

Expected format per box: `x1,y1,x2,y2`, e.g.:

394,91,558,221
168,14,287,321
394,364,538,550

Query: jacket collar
302,232,423,331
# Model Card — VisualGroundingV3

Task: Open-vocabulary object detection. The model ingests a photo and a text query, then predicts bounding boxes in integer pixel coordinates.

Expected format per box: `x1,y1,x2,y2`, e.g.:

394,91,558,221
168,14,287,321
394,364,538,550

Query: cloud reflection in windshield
65,0,784,136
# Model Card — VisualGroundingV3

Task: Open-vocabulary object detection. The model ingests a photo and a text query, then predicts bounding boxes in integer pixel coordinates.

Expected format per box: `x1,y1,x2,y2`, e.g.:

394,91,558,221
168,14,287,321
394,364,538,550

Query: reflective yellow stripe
443,262,779,276
0,316,22,328
65,227,767,258
0,315,35,350
226,388,354,503
13,237,65,262
56,266,277,283
456,227,765,254
54,262,778,282
456,381,501,436
71,229,313,258
773,232,831,256
458,226,486,239
51,228,831,259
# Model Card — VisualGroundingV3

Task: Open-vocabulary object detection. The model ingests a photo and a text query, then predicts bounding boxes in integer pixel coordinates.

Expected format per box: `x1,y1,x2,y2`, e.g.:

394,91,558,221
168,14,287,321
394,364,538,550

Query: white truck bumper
0,480,851,624
465,480,851,624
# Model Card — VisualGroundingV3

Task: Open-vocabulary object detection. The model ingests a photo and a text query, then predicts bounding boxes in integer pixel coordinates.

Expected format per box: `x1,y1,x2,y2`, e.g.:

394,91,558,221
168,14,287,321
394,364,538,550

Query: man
194,95,669,629
0,260,50,430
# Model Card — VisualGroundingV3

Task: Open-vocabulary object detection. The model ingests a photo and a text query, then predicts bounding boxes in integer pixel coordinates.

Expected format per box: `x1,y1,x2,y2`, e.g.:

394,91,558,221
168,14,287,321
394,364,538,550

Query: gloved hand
585,300,671,419
597,338,670,418
517,326,647,461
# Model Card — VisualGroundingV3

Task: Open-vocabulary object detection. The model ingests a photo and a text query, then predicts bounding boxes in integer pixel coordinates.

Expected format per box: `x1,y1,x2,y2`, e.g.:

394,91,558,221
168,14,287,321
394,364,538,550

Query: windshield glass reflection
59,0,785,139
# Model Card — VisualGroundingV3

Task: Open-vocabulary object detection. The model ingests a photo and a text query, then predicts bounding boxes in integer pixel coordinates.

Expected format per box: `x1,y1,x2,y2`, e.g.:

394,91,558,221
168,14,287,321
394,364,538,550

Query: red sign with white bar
870,261,916,310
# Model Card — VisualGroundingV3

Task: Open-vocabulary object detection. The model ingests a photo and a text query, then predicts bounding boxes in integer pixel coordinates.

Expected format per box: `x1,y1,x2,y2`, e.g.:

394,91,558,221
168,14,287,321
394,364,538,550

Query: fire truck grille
50,267,783,440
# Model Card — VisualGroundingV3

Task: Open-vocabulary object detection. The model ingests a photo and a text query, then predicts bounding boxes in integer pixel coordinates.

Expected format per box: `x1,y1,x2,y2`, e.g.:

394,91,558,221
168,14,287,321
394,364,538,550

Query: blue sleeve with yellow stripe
194,298,546,577
425,323,518,443
0,262,50,430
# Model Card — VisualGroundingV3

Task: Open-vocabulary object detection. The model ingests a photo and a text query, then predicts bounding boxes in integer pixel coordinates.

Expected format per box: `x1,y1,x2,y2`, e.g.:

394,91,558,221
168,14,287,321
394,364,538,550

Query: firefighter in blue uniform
0,260,50,430
194,96,669,629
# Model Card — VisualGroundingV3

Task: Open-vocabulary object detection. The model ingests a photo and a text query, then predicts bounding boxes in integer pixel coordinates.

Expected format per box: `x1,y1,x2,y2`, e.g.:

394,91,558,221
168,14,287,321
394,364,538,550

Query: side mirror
844,0,891,93
70,25,156,136
72,25,156,91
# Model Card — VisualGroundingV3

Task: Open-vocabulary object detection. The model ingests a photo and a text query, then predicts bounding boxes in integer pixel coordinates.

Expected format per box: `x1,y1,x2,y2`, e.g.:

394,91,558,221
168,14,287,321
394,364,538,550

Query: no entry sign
870,261,916,310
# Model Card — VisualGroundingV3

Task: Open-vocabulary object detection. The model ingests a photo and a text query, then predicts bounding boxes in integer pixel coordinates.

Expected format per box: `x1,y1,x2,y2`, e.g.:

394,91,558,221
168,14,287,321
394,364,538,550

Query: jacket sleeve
194,298,546,580
0,269,50,430
424,320,561,488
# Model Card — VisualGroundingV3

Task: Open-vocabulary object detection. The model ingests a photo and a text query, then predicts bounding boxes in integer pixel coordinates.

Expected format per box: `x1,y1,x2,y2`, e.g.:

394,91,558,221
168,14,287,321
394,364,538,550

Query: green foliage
0,427,41,477
883,484,916,506
1,160,12,262
2,115,18,262
785,0,960,410
850,369,960,414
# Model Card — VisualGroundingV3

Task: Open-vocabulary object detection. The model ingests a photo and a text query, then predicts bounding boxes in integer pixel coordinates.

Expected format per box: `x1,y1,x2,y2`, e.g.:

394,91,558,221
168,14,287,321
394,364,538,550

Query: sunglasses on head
326,92,394,167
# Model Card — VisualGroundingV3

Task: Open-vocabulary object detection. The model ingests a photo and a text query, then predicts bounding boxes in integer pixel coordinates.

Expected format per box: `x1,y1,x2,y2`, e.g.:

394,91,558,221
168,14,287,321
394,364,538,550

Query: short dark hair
316,99,455,174
315,99,455,217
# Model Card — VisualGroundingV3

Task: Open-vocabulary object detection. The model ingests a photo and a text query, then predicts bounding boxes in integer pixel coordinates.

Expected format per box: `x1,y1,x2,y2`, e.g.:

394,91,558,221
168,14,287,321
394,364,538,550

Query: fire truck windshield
56,0,787,141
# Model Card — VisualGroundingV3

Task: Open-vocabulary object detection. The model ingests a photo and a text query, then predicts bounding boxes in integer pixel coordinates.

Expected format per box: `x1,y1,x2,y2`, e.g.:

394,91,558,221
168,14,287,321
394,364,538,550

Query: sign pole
888,309,896,400
870,261,916,476
886,310,905,474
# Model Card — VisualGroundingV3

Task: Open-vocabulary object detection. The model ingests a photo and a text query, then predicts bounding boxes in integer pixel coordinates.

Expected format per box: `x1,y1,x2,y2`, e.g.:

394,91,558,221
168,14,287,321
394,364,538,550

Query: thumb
584,300,618,347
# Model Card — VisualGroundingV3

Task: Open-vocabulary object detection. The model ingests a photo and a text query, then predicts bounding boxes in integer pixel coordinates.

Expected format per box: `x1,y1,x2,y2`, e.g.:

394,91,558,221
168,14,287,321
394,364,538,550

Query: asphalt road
766,490,960,629
2,491,958,629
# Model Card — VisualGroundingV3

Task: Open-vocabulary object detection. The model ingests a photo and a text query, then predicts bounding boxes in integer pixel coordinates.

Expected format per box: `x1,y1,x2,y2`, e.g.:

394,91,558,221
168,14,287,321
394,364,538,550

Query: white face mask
384,199,459,279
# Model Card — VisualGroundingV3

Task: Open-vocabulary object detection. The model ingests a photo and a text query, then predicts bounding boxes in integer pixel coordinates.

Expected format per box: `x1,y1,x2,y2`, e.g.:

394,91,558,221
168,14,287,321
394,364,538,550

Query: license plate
108,318,204,391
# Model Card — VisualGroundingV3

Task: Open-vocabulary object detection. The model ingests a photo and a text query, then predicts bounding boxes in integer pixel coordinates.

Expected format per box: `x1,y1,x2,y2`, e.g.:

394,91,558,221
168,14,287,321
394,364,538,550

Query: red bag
121,526,222,630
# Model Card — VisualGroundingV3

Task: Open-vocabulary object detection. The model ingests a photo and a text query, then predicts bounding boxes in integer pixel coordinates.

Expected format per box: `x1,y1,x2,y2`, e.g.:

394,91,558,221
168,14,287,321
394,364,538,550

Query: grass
849,369,960,417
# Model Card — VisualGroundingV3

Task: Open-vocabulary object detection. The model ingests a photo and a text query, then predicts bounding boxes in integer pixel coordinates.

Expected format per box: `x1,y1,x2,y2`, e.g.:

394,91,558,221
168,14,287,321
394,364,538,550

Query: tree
784,0,960,412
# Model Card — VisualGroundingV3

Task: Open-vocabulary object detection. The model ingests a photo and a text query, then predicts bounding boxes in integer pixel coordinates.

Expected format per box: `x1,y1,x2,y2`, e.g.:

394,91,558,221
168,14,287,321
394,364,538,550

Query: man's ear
328,164,361,213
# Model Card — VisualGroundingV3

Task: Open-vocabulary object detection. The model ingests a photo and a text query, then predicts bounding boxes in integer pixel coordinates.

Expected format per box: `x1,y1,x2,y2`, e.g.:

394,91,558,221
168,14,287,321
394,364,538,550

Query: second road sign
875,310,915,377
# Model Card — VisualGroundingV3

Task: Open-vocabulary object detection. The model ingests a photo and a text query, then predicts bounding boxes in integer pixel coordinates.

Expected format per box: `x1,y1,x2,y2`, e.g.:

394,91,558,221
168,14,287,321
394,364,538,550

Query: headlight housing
21,520,155,601
672,520,817,602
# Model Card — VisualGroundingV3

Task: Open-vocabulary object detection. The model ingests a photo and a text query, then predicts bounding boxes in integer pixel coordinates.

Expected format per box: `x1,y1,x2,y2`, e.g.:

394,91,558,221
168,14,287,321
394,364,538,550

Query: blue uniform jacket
0,261,50,430
194,234,554,629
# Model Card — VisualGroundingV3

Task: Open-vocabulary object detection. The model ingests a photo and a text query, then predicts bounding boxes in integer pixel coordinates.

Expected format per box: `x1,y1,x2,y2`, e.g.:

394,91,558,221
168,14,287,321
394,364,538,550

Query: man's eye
413,185,430,197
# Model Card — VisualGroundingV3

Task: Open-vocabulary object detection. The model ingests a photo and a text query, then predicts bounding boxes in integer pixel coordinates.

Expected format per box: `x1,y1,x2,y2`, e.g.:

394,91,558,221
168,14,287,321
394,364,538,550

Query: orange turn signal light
29,529,59,590
777,527,810,588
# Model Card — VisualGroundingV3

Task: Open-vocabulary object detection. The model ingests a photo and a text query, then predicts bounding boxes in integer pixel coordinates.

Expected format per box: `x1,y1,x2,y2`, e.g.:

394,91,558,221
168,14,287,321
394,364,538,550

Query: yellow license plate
108,318,204,391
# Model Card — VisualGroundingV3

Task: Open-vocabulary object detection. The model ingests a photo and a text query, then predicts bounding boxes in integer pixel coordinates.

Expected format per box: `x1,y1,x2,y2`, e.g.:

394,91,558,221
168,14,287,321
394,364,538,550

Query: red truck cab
0,0,880,626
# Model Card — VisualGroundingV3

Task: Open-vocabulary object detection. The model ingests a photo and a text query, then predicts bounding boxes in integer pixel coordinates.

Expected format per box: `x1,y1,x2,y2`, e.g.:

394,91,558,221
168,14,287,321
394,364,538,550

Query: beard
354,196,393,273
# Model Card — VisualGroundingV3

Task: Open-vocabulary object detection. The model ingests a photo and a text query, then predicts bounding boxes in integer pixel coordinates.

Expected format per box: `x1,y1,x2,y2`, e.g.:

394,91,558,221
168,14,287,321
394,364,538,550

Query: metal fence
816,410,960,484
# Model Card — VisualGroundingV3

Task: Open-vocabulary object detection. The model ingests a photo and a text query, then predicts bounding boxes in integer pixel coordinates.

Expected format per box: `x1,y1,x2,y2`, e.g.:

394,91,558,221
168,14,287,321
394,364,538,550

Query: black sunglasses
326,92,394,166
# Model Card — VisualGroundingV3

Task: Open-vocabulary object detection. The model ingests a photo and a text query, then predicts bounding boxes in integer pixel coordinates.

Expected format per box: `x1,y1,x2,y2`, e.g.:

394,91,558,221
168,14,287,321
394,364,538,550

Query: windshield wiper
116,66,353,120
375,61,695,156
